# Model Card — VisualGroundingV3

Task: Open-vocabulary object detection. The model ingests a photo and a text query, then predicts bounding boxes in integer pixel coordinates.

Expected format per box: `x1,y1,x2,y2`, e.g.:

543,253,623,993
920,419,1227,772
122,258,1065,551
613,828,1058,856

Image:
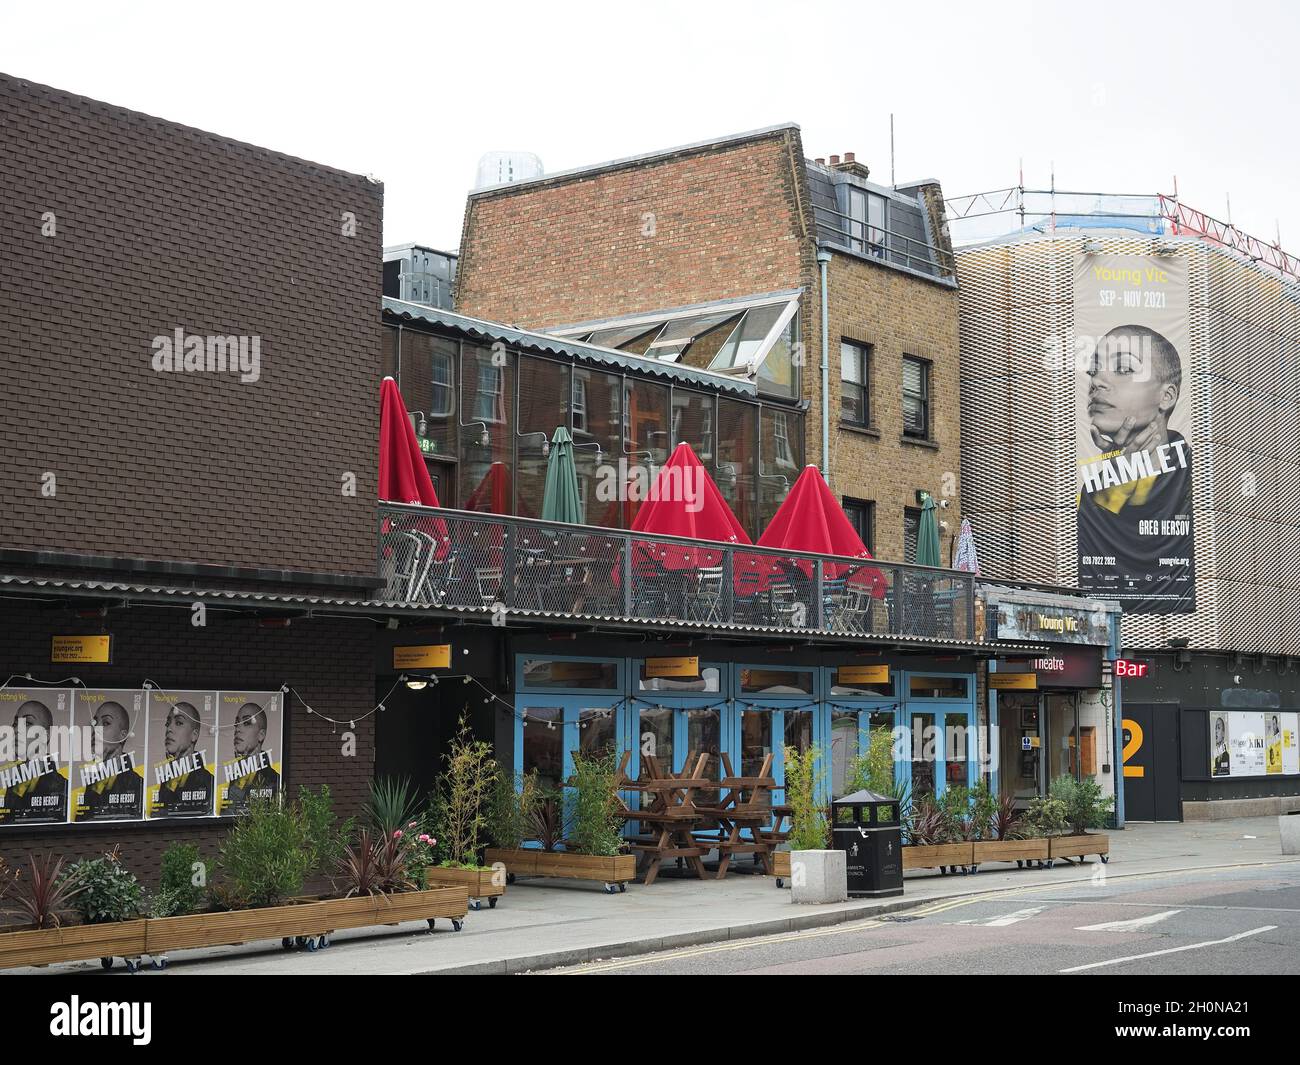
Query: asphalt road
543,861,1300,975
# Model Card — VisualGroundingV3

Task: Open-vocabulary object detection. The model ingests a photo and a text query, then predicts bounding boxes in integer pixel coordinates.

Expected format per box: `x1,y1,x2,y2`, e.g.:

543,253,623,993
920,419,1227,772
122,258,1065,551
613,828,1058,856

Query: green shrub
784,744,828,851
486,770,542,850
431,716,497,867
63,850,144,924
150,843,205,917
216,798,311,907
363,776,421,837
1049,774,1114,835
567,748,623,856
299,785,354,877
1023,795,1069,837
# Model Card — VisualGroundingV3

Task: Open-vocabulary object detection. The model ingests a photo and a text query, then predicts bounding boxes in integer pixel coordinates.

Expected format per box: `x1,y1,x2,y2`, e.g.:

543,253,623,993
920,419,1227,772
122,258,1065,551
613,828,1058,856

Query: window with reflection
516,356,571,521
399,330,459,459
521,659,619,689
740,668,814,695
578,368,627,528
671,389,715,465
579,707,617,758
717,398,757,537
638,665,721,692
755,311,800,399
910,711,936,800
460,344,513,513
760,407,802,529
944,711,969,789
522,706,563,791
639,706,674,773
909,675,970,699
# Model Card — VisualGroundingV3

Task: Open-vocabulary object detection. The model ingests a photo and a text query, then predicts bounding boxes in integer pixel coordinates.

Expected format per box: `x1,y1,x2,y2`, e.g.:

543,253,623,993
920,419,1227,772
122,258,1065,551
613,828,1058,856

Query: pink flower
393,830,403,839
408,820,418,828
418,834,431,843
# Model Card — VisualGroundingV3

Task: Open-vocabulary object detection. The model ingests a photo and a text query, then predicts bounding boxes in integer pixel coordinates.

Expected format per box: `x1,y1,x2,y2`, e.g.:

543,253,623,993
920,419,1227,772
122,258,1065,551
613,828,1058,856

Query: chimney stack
830,152,871,179
814,157,826,165
829,154,841,165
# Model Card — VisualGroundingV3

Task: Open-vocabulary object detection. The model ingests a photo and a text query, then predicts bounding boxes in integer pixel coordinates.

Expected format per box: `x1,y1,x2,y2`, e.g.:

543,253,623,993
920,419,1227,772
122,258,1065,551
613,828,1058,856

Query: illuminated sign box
644,656,699,679
989,672,1038,691
393,644,451,670
51,635,112,664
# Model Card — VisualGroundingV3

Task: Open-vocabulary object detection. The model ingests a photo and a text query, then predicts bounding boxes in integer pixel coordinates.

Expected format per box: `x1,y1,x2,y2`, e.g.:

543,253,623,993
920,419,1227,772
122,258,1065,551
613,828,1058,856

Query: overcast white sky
3,1,1297,252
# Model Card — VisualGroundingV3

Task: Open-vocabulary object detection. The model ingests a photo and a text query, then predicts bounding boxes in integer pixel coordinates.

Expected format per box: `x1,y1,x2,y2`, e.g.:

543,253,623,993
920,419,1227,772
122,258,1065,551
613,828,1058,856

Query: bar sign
645,656,699,678
990,672,1038,691
51,635,112,664
393,644,452,670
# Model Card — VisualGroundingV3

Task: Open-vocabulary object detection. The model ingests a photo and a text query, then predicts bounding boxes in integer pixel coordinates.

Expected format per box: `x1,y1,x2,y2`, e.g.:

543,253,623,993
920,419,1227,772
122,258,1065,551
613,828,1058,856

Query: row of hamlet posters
0,688,283,826
1074,252,1196,614
1209,711,1300,778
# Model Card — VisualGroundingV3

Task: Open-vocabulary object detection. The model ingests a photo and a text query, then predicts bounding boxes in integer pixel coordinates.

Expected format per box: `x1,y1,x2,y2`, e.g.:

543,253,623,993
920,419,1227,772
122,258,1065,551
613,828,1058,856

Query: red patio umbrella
630,442,750,570
757,465,887,598
378,377,449,559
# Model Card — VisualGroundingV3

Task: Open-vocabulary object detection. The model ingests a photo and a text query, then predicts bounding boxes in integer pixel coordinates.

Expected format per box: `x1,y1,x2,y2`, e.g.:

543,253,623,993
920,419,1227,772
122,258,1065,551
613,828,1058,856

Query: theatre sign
982,587,1116,647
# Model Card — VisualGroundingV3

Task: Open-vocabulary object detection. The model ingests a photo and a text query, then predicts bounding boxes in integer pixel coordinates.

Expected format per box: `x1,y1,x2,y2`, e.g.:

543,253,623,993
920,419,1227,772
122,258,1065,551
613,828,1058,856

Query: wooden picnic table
616,753,710,885
693,753,779,878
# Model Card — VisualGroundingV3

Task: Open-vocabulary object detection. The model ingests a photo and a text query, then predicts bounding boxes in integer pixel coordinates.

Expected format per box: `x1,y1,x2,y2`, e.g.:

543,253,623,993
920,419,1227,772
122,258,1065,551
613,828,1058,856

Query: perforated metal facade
956,233,1300,654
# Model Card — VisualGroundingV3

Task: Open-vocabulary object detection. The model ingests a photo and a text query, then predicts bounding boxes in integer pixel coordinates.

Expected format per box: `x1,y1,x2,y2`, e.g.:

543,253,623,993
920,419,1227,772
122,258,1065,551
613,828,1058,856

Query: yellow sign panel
645,656,699,679
393,644,451,670
989,672,1037,691
51,635,112,664
837,664,890,685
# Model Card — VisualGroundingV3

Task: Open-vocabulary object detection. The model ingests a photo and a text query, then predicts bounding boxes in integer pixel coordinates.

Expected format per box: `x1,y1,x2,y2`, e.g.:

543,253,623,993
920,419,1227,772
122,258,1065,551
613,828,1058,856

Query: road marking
1059,925,1277,973
984,906,1047,927
1076,909,1182,932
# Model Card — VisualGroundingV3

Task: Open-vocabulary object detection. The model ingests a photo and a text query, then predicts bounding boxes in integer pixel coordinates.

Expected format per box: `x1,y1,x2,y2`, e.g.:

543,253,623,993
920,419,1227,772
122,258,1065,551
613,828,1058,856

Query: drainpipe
817,246,832,484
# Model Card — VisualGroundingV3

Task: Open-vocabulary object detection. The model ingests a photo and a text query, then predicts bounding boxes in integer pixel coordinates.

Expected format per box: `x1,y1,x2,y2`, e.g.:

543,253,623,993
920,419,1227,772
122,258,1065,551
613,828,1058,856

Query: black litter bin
831,789,904,898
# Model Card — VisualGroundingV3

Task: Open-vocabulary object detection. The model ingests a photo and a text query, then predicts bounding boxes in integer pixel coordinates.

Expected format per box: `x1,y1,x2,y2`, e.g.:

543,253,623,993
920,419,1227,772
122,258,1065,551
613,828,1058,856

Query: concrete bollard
790,849,849,905
1280,814,1300,856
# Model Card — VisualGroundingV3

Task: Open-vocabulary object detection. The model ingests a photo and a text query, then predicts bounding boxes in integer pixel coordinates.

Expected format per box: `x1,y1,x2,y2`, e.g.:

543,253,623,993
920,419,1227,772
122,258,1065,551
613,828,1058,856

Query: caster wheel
506,873,516,885
1100,854,1109,864
320,936,331,948
153,958,167,971
604,883,617,894
469,898,482,911
1016,860,1023,869
282,937,294,951
305,938,318,953
970,866,979,875
489,896,499,908
451,919,464,932
101,957,114,970
1046,859,1055,869
427,918,437,930
618,883,627,893
125,959,139,974
775,878,784,889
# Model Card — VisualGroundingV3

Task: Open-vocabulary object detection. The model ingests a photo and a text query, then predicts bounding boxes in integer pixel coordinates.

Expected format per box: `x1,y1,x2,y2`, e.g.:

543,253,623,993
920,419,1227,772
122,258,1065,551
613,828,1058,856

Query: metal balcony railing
378,503,975,642
812,203,955,279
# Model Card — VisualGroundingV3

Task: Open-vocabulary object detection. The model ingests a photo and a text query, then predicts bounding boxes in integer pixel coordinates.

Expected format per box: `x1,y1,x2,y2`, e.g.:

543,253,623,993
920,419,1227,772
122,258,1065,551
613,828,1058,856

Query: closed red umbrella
630,442,750,570
757,465,887,598
379,377,448,563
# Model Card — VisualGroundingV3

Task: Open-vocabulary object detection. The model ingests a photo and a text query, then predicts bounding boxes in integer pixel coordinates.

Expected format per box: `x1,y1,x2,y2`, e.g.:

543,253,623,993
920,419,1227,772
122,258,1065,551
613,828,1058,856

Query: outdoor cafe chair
684,565,725,623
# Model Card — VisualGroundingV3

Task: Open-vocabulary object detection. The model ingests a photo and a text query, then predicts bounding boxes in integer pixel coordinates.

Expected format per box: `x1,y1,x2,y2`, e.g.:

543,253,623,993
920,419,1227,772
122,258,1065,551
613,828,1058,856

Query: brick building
0,73,386,876
455,125,963,562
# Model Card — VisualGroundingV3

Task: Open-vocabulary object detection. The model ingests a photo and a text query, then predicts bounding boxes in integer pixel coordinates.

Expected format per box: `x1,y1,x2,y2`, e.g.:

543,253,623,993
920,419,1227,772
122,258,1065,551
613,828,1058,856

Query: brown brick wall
815,255,963,563
456,129,812,329
0,602,376,885
0,74,384,579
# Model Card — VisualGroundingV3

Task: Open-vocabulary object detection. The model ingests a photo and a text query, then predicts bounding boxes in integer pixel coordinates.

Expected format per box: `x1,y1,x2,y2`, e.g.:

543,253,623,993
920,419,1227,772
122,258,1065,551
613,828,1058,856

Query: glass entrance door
516,695,628,790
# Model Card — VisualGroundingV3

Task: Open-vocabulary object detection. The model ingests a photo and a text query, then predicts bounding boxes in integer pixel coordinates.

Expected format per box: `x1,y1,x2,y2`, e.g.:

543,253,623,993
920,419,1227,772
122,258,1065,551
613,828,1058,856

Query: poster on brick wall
0,688,71,825
215,690,284,816
71,689,146,822
146,691,216,818
1074,253,1196,614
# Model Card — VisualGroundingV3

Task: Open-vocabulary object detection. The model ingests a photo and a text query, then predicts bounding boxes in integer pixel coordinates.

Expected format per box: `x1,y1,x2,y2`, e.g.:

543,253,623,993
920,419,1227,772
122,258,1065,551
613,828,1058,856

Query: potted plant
425,717,506,909
1045,774,1112,863
784,744,847,904
901,795,975,874
485,751,635,892
971,792,1049,868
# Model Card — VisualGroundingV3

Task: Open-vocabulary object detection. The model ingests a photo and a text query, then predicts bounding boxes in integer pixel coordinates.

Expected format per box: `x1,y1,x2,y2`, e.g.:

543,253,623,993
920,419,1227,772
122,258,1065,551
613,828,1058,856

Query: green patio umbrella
914,491,941,568
541,426,584,525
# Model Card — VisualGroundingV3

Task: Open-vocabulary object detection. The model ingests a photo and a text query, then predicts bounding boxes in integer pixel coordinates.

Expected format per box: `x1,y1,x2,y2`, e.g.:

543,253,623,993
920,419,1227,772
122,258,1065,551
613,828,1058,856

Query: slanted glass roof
549,291,802,399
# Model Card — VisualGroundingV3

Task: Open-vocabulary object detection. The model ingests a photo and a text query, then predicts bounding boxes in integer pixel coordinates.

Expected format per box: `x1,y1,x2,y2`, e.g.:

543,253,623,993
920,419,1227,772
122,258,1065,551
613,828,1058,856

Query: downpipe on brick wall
818,246,832,486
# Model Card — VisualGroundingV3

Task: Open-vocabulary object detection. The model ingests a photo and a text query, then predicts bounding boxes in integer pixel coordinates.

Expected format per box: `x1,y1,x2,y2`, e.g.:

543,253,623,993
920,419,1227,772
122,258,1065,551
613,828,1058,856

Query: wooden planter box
1049,833,1110,862
425,866,505,909
144,887,469,961
972,839,1050,866
0,920,147,970
901,843,975,872
484,848,635,892
772,850,790,886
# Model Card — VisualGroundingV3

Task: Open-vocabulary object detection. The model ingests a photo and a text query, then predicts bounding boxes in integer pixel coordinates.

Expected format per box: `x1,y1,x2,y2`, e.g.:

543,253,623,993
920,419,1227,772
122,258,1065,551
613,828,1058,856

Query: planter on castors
426,866,506,910
901,842,976,874
971,838,1050,866
0,920,148,971
771,849,791,888
1048,833,1110,863
789,849,848,905
483,848,635,894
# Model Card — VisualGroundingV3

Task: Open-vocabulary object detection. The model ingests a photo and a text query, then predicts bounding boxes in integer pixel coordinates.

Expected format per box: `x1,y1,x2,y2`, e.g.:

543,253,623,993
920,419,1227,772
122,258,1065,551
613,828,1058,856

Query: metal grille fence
955,231,1300,654
378,503,974,642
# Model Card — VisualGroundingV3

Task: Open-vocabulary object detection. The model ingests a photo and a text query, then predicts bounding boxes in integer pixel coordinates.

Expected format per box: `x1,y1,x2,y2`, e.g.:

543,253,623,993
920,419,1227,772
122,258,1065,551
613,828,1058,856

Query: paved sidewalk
12,816,1297,976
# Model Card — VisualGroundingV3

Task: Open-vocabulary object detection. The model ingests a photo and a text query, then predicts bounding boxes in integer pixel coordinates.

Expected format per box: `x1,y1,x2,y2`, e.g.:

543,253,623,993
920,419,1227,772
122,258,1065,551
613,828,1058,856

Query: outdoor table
693,753,778,878
618,753,712,885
